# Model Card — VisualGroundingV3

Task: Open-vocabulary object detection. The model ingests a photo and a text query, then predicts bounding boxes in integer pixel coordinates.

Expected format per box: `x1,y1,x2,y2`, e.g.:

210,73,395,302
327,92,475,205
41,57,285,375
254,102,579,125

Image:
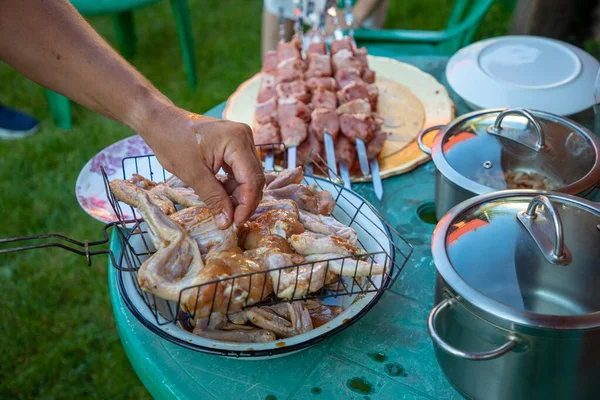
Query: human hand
137,104,264,229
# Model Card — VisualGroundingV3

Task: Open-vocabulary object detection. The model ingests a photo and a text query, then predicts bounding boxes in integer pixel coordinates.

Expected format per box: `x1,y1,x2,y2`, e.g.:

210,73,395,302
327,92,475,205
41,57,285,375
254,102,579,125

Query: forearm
352,0,381,26
0,0,170,131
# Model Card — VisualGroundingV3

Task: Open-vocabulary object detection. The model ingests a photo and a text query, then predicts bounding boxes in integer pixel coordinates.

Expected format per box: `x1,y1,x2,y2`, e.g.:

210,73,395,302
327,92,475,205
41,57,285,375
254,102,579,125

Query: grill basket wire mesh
102,143,413,327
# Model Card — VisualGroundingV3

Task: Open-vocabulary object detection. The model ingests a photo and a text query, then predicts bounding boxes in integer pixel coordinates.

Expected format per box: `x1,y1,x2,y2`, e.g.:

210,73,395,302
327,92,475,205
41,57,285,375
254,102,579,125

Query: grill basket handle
0,223,117,266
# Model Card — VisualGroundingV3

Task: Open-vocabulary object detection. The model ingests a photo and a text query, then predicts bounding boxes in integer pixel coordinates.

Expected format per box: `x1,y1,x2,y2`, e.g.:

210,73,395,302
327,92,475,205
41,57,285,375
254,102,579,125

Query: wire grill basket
105,144,412,328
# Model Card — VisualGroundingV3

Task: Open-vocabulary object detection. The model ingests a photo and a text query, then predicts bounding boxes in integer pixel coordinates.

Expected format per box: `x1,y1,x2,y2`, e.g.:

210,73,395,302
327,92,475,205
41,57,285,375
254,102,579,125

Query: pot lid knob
516,195,572,265
487,108,551,152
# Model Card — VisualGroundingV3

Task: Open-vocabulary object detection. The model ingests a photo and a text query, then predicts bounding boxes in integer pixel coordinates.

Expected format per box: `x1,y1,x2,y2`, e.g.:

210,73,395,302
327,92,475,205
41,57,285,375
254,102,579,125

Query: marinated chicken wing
290,232,360,256
298,210,358,244
110,178,176,215
134,191,205,301
305,254,384,276
263,184,336,216
264,167,304,189
245,301,313,338
169,206,237,259
192,327,276,343
251,199,299,221
269,299,342,328
182,250,273,319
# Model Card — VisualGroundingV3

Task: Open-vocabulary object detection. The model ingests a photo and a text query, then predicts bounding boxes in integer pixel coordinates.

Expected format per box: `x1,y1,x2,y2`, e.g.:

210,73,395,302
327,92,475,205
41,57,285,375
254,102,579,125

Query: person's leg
0,104,39,140
262,6,294,57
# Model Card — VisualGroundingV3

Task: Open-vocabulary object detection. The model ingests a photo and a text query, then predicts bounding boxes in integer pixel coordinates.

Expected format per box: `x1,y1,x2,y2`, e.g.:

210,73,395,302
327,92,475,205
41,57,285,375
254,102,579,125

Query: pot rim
432,189,600,331
430,108,600,196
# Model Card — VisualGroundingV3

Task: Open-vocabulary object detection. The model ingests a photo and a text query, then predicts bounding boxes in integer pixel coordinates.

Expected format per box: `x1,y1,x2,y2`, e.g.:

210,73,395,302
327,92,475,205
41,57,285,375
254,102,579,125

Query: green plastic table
107,56,598,400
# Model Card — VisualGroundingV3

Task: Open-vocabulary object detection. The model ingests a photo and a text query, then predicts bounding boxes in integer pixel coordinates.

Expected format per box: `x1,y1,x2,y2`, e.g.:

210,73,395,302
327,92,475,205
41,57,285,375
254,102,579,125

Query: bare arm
0,0,264,228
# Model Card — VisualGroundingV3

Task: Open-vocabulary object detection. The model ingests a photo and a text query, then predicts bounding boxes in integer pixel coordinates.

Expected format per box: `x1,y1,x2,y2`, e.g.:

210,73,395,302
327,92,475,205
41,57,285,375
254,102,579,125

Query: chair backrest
352,0,496,56
443,0,495,53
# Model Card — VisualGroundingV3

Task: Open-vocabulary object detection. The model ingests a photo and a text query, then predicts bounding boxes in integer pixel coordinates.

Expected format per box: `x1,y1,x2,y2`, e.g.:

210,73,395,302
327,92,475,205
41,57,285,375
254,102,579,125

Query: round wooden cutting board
223,56,455,182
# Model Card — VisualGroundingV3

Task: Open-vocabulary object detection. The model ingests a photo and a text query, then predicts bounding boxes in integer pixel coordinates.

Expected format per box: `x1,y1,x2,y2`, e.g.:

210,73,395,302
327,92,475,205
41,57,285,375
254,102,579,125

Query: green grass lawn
0,1,512,398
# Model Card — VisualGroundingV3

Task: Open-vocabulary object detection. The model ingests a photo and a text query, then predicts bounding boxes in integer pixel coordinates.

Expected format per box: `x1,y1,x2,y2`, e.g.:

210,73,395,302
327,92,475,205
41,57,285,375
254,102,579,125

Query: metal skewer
326,4,351,188
342,0,384,199
323,132,338,181
264,6,287,171
286,0,303,170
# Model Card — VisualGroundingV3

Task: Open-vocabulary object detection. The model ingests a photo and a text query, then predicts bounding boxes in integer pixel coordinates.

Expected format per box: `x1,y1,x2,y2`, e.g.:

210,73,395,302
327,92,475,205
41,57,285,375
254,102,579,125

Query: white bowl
446,35,600,116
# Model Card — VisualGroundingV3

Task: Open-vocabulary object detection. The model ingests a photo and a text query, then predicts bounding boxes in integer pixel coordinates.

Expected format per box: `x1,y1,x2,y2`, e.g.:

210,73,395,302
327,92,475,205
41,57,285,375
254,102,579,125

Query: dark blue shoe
0,105,40,139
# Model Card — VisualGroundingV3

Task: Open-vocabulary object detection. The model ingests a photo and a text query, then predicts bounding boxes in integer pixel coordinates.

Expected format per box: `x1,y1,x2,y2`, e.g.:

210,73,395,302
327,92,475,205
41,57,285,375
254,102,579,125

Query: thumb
191,176,234,230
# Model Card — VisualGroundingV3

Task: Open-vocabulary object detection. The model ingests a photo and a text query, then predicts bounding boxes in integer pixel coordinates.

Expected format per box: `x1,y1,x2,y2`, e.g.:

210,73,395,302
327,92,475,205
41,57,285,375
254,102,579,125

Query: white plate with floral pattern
75,135,153,223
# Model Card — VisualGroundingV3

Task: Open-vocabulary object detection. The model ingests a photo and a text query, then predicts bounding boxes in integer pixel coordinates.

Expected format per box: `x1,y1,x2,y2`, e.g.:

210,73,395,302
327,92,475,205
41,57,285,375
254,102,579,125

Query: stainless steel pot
429,190,600,400
417,108,600,220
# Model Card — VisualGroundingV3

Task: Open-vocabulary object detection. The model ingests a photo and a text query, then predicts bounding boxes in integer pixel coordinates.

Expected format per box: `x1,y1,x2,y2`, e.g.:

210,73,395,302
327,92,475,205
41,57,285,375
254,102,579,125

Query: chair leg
170,0,197,89
45,89,72,130
113,11,137,59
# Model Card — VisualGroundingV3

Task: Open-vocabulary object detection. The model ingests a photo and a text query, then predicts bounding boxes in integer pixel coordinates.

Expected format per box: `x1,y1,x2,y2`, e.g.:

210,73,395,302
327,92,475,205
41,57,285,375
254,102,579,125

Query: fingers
225,148,265,225
190,175,235,229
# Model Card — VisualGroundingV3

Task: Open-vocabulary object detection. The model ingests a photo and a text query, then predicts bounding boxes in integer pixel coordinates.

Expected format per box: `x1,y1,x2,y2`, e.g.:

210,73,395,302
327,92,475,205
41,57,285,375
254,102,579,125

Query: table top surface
107,55,598,400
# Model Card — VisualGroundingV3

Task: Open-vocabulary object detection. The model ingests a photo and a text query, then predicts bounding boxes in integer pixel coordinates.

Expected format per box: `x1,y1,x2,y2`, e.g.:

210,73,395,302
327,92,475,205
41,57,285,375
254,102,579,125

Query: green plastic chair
351,0,495,58
47,0,196,130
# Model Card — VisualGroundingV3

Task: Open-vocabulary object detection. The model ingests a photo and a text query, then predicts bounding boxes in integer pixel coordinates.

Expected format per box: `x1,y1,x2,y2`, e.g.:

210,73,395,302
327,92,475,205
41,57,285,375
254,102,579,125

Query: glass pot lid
437,191,600,320
436,108,600,193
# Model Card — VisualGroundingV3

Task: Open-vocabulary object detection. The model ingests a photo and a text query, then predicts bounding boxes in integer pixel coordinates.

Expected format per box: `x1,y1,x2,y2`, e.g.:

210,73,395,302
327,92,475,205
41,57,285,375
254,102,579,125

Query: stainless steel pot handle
517,195,572,265
487,108,550,152
427,298,520,361
417,125,445,155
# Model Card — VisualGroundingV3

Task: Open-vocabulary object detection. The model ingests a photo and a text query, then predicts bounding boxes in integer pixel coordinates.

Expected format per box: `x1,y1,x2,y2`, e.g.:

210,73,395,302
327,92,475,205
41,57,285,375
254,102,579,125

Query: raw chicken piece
253,122,281,146
306,53,332,78
133,191,205,301
240,209,305,249
169,206,237,259
129,173,157,189
245,302,313,338
276,36,302,62
248,246,327,299
335,135,356,171
367,130,387,159
277,97,311,122
166,175,186,188
275,58,305,84
261,50,278,73
182,250,273,319
337,81,370,105
311,87,337,110
263,184,336,216
305,254,385,276
339,113,378,143
269,300,342,328
265,167,304,189
309,108,340,141
255,97,278,125
354,47,369,68
297,131,324,168
334,68,362,89
275,80,311,103
307,42,326,55
251,199,299,221
110,179,176,215
298,210,358,244
290,232,360,256
150,184,205,208
330,37,354,55
362,68,376,84
337,98,371,115
306,77,337,92
332,49,363,73
280,116,308,147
